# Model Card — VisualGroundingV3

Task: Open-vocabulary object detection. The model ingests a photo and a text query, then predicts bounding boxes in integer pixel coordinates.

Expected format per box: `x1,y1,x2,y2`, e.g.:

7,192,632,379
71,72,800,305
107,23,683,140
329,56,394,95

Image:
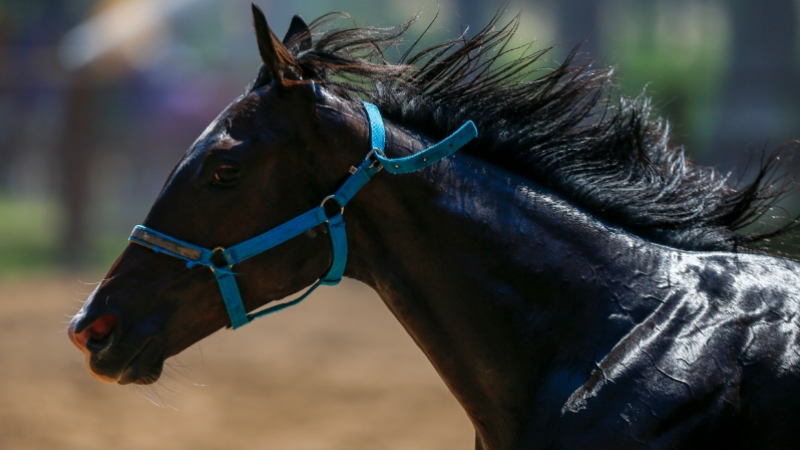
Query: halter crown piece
129,102,478,329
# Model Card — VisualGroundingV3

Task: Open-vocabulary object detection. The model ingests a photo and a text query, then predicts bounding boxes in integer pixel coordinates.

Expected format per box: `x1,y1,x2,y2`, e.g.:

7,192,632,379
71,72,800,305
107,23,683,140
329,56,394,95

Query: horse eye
213,166,240,186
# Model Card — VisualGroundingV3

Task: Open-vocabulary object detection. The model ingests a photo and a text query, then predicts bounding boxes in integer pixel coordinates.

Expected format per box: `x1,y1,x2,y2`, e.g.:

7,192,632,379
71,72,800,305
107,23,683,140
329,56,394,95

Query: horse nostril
80,314,118,353
87,314,117,340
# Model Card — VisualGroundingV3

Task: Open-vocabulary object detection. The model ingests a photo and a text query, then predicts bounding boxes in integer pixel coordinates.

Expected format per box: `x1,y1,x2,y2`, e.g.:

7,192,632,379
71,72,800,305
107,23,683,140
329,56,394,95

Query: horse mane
252,12,799,252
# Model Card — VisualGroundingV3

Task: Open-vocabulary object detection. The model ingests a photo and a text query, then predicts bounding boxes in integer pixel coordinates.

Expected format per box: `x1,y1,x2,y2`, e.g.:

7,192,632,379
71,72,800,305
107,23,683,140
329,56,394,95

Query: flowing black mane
252,12,797,252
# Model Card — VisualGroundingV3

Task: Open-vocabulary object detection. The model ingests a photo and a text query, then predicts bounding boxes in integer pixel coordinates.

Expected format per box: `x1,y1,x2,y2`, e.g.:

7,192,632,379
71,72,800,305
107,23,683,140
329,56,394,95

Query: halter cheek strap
129,101,477,329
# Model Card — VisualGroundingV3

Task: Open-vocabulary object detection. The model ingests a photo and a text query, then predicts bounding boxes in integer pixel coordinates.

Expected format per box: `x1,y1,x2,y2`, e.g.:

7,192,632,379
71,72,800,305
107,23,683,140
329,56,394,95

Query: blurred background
1,0,799,448
2,0,799,276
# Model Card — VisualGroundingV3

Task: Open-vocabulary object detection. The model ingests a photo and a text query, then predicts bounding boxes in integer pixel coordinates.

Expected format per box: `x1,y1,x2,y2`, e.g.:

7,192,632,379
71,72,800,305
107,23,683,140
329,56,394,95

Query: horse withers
68,6,800,449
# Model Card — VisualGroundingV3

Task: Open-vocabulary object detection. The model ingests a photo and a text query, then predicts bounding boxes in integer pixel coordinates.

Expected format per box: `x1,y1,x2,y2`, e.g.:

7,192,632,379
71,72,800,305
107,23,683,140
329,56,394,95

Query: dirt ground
0,276,473,449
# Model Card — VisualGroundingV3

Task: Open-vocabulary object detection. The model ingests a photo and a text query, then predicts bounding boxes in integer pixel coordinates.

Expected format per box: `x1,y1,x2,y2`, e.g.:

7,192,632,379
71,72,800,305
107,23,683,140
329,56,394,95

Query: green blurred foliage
0,194,132,278
606,0,729,156
0,196,62,277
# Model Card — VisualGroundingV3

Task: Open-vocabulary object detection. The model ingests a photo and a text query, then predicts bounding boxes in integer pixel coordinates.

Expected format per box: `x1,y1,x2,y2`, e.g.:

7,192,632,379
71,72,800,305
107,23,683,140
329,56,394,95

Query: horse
68,5,800,449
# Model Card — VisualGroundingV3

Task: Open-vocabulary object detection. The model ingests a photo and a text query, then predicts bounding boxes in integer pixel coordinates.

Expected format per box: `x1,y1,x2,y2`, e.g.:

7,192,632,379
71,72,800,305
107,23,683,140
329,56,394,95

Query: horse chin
80,339,164,385
83,355,119,384
117,339,165,385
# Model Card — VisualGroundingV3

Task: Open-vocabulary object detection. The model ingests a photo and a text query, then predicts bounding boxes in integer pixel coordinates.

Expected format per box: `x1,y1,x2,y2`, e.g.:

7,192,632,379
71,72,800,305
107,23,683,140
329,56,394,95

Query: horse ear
283,14,311,52
251,3,301,84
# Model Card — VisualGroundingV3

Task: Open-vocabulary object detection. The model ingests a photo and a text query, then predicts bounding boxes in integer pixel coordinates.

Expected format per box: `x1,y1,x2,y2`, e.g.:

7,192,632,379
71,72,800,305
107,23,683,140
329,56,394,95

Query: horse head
67,6,370,385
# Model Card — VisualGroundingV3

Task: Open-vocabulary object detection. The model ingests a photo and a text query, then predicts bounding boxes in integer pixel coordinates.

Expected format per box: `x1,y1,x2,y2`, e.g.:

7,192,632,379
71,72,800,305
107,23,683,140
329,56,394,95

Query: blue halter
129,101,477,329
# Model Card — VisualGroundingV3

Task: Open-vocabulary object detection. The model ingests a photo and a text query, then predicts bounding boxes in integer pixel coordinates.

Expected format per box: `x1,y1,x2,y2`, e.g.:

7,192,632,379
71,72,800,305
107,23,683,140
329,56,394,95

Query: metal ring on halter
320,195,344,220
210,246,229,270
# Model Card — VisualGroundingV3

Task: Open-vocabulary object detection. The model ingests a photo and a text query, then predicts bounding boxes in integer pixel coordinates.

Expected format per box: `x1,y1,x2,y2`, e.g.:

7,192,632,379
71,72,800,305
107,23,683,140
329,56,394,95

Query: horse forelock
248,11,799,254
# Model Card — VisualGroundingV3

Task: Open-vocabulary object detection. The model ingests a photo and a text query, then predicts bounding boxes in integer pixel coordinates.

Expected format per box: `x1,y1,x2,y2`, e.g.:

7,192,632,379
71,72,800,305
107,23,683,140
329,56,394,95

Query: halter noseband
129,101,477,329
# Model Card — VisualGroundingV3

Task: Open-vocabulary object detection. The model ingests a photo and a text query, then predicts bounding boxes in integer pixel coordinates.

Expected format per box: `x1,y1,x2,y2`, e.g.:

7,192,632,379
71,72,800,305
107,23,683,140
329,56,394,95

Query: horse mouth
70,319,166,385
117,339,165,385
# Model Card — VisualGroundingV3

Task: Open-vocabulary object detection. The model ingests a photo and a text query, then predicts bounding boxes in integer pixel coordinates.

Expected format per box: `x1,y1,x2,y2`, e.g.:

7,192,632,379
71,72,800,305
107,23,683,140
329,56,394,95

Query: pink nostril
85,314,117,341
68,313,120,383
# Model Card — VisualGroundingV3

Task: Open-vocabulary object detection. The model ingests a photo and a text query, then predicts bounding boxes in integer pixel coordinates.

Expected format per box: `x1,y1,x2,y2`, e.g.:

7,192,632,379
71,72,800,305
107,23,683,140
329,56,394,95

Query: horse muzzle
68,303,164,385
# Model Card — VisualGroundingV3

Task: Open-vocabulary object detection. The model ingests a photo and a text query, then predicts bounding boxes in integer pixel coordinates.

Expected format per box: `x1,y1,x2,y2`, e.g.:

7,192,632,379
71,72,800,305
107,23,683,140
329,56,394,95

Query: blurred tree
707,0,800,171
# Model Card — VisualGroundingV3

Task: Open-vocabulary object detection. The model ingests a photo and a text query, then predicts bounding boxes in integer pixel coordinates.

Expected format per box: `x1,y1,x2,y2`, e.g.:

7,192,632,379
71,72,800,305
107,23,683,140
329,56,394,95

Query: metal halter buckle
366,147,385,171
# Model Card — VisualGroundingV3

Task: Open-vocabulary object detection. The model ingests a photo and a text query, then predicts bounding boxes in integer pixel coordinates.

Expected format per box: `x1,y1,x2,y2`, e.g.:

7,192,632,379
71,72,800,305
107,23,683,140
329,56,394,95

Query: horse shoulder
552,252,800,448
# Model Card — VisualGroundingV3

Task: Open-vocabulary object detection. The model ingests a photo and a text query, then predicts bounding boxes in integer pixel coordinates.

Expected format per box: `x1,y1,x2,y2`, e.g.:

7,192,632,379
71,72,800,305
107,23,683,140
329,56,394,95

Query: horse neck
340,121,676,449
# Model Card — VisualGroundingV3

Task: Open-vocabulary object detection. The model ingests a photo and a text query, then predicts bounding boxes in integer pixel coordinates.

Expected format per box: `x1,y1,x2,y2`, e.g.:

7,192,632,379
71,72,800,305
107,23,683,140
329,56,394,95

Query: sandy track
0,276,473,449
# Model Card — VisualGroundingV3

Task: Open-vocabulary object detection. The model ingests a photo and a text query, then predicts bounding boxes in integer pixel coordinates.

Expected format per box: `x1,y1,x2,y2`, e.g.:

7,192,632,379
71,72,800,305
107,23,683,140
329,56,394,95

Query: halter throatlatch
129,101,477,329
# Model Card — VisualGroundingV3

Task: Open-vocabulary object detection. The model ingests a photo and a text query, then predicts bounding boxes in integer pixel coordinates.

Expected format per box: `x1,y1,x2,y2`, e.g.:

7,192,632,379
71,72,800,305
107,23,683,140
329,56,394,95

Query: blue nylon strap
130,225,212,267
129,225,251,329
322,214,347,284
213,269,249,329
331,157,381,207
246,279,323,321
379,120,478,174
224,208,327,265
362,101,478,175
128,101,478,330
226,213,347,324
129,209,347,329
362,102,385,152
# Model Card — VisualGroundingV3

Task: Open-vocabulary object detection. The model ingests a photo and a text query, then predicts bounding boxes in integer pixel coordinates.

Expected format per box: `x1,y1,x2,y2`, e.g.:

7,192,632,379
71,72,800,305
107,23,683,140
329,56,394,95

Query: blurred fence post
57,72,96,267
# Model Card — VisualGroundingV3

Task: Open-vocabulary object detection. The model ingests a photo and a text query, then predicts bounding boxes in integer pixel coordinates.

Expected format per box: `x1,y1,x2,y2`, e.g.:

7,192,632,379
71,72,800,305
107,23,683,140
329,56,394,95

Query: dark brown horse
68,6,800,449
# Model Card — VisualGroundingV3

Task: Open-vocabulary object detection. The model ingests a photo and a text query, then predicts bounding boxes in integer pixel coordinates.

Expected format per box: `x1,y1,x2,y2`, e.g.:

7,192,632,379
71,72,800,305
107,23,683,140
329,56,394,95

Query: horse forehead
181,89,295,167
177,119,243,172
